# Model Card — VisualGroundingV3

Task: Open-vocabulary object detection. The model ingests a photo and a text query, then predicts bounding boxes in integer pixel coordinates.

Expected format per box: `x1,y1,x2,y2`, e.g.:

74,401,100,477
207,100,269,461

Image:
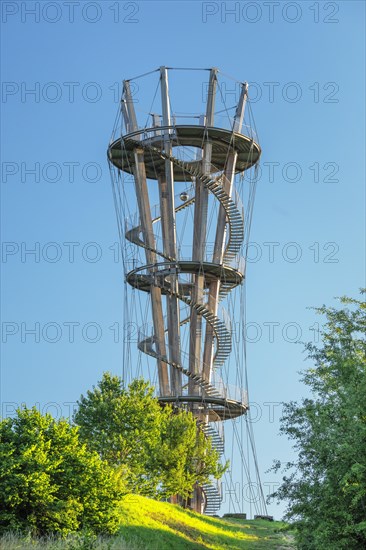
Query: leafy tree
0,407,125,536
157,406,227,500
74,374,226,500
269,292,366,549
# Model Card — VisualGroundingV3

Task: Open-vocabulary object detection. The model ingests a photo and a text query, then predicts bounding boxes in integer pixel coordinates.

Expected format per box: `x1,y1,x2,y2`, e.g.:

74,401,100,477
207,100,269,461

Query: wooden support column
189,68,218,396
159,67,181,396
190,71,218,518
123,80,170,397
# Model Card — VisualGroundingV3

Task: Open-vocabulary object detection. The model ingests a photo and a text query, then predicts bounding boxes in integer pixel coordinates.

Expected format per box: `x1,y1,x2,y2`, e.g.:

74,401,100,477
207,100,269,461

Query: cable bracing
108,67,266,516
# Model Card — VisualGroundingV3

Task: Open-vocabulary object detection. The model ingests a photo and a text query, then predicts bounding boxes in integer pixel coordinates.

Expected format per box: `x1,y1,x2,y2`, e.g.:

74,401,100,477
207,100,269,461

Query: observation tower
108,67,261,514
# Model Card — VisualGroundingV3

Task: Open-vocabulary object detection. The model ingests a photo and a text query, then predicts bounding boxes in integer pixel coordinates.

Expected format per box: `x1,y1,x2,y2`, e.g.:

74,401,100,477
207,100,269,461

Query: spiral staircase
108,112,260,515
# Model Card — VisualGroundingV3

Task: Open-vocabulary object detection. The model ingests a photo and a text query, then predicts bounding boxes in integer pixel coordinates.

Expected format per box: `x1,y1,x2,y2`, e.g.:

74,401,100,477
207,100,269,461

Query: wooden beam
159,67,181,396
133,150,170,397
122,81,138,134
189,68,217,396
123,80,170,397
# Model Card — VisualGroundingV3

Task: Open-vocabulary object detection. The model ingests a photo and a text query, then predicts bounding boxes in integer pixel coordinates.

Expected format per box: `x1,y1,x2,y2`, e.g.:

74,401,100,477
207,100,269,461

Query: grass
117,495,295,549
0,533,138,550
0,495,296,549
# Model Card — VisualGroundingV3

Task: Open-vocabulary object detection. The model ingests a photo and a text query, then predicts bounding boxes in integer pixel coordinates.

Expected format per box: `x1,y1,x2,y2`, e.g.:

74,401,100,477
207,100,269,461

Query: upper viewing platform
108,66,261,180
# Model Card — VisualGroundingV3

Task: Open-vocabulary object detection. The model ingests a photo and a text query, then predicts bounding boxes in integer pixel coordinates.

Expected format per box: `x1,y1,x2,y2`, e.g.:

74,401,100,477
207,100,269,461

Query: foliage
269,291,366,549
0,408,125,537
157,406,227,499
73,374,227,500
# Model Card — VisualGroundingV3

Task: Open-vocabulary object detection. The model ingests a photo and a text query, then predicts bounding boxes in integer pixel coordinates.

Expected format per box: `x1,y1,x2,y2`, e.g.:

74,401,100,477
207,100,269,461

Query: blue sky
1,1,365,518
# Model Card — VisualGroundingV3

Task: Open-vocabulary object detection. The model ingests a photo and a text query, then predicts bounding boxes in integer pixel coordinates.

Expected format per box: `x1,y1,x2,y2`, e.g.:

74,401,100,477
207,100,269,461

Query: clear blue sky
1,1,365,519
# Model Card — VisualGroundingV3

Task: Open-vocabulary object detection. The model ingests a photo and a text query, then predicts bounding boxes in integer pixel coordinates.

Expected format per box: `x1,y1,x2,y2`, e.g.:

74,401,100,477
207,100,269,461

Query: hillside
117,495,295,549
0,495,295,549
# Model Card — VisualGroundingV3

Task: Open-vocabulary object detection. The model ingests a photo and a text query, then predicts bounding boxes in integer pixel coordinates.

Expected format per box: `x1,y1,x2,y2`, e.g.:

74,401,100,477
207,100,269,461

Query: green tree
157,406,227,500
269,292,366,549
74,374,226,500
0,407,125,536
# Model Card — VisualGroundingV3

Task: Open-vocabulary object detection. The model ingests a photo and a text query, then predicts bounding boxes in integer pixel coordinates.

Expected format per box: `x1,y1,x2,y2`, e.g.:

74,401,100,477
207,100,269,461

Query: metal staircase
198,419,225,515
122,135,246,515
108,68,262,517
123,137,244,268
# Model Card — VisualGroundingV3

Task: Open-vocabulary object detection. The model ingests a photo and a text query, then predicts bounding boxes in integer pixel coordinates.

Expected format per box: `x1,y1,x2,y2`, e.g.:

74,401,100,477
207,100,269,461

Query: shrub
0,408,125,536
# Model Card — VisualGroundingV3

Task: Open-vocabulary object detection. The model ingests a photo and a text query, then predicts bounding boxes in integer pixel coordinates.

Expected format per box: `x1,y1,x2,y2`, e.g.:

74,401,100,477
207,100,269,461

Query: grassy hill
117,495,295,549
0,495,296,549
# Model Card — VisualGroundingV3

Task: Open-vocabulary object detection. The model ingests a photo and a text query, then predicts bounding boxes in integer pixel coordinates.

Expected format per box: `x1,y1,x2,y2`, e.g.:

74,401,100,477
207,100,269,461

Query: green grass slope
118,495,295,549
0,495,295,549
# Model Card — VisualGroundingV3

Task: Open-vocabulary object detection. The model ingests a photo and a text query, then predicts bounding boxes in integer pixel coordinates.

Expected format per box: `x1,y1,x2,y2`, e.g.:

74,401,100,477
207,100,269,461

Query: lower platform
126,260,244,294
158,394,248,421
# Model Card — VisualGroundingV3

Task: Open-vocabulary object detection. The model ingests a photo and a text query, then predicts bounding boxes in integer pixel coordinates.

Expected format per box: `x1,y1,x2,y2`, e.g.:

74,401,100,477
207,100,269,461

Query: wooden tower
108,67,261,513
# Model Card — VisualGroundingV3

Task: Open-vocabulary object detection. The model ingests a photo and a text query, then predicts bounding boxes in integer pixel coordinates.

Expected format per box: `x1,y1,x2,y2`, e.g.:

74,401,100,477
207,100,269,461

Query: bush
74,374,227,500
269,292,366,549
0,408,125,536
